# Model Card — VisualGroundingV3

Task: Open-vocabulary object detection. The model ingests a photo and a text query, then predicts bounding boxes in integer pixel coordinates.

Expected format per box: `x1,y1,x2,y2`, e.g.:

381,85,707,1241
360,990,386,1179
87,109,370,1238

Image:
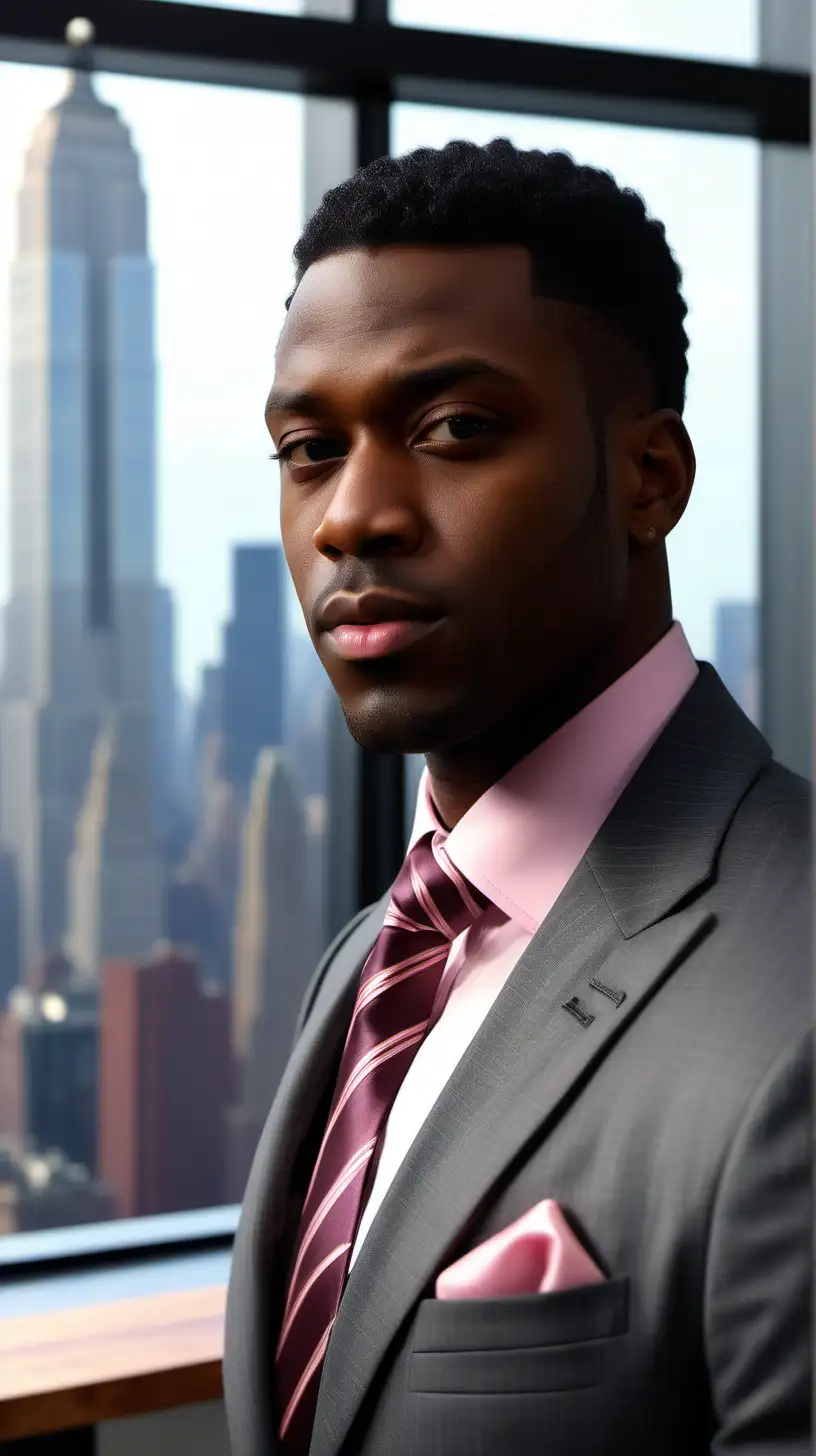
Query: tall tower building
64,714,165,982
0,982,98,1176
152,583,178,843
190,662,224,819
222,545,285,797
98,948,232,1218
228,749,313,1192
0,54,171,975
286,629,330,801
0,848,21,1006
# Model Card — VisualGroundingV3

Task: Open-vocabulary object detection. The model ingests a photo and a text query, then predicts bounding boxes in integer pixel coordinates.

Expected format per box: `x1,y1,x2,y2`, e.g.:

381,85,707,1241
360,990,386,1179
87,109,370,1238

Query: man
224,139,811,1456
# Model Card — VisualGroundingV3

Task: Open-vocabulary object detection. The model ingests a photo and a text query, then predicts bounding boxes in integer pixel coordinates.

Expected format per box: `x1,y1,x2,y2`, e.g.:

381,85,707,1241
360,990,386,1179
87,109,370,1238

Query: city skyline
0,61,316,1235
1,55,761,701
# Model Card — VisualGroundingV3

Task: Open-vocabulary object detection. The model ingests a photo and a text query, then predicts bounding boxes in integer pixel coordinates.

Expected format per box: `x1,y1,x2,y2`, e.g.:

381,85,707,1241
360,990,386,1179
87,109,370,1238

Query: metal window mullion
350,0,405,910
757,0,813,777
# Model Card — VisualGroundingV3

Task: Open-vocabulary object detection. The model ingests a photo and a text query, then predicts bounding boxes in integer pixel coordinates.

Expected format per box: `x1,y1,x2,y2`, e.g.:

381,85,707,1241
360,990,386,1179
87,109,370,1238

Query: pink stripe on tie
281,1138,378,1342
279,1321,334,1440
320,1023,429,1143
277,1242,351,1353
410,860,456,939
352,943,449,1018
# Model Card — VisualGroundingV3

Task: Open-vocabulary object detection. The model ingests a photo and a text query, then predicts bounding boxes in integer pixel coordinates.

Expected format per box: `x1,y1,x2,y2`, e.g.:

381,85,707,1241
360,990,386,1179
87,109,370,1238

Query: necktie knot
386,830,489,944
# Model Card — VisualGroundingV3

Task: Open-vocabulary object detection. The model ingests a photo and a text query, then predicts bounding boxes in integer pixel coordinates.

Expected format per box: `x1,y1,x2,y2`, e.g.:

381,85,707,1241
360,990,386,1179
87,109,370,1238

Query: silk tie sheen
275,828,490,1453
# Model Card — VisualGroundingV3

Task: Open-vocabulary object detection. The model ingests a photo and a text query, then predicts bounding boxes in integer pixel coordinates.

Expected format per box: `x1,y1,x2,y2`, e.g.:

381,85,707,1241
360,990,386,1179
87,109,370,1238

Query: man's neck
425,617,673,829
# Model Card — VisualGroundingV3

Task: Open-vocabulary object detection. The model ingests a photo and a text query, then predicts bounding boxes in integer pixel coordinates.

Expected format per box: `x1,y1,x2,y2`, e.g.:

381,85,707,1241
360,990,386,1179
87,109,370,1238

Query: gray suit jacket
224,665,812,1456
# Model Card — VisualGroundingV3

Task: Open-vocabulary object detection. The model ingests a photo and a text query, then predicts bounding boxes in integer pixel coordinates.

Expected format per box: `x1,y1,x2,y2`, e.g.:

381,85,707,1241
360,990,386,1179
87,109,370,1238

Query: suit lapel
310,665,771,1456
225,894,389,1456
585,663,771,937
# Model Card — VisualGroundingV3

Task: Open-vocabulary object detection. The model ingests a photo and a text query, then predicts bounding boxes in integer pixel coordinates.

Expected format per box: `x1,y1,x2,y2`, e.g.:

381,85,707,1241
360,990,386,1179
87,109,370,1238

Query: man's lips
316,590,447,662
326,618,445,661
317,589,444,631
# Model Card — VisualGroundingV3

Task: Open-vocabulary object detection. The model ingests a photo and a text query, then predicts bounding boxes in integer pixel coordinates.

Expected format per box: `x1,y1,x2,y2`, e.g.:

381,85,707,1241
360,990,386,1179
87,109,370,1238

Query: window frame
0,0,809,1276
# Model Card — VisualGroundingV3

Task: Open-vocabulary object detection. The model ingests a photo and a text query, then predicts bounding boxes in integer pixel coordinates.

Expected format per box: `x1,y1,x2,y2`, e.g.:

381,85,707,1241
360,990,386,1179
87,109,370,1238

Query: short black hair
289,138,690,415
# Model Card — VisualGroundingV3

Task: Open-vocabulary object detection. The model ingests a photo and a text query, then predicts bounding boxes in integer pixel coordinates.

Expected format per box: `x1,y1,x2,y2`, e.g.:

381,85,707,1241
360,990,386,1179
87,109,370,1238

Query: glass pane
392,0,759,66
0,61,346,1237
146,0,351,15
395,104,760,821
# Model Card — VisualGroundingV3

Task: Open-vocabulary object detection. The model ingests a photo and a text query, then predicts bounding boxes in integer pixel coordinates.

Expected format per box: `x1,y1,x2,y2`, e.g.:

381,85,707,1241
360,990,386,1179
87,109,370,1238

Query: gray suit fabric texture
224,664,813,1456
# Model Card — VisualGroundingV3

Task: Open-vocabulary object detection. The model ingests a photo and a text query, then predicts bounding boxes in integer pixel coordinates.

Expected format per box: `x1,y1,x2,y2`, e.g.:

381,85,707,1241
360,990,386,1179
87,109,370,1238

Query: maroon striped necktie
275,828,489,1452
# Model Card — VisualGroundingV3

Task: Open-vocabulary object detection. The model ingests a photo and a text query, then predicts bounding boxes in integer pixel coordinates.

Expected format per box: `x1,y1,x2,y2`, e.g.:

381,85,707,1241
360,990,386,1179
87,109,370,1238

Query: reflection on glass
0,60,340,1236
392,0,759,65
395,106,761,817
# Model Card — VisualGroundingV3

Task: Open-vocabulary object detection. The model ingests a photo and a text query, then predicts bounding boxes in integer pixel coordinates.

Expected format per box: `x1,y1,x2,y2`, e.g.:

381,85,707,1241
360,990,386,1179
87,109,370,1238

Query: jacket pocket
409,1276,628,1396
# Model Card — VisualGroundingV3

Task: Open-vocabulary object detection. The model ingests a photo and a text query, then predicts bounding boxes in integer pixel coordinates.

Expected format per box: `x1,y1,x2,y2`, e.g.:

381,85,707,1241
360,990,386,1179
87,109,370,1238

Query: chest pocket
409,1277,628,1396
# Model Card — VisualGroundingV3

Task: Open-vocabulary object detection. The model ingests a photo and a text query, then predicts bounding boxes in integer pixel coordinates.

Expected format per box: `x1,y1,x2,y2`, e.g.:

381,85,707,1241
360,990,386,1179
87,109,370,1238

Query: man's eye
421,414,497,444
280,437,346,465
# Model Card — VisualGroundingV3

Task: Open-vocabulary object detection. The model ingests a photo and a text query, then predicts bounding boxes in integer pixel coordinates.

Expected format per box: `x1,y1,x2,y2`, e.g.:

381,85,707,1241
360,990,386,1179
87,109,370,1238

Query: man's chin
338,690,472,757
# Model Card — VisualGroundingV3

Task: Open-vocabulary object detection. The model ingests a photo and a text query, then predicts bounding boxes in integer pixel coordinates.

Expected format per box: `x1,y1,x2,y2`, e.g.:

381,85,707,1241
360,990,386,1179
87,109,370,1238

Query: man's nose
311,438,424,560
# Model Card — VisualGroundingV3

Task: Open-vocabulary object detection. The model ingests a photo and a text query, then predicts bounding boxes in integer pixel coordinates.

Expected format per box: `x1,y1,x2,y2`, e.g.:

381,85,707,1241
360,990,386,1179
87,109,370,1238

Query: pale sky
0,1,761,696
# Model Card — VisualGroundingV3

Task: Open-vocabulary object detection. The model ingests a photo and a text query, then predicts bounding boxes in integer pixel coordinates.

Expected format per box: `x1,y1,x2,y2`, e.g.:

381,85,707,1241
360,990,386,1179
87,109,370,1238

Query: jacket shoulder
747,757,811,809
701,756,812,1063
722,757,811,866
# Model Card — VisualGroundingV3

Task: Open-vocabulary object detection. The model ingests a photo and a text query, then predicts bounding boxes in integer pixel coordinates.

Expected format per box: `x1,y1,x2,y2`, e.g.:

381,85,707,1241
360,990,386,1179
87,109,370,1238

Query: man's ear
626,409,696,547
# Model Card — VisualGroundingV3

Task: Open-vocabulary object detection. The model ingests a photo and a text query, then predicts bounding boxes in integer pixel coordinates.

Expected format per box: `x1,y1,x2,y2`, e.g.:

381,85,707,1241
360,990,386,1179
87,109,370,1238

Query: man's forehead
278,244,538,354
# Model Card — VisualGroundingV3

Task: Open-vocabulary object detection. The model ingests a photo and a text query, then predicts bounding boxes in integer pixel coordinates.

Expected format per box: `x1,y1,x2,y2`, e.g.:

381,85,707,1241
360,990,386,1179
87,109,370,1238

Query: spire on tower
64,15,97,102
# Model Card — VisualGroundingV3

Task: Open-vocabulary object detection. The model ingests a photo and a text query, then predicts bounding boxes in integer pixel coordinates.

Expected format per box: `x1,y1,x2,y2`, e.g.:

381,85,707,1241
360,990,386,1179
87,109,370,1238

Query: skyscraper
286,627,330,800
0,847,21,1006
222,545,286,797
228,748,313,1193
0,982,98,1176
63,714,164,982
152,583,179,843
189,661,224,821
0,56,171,975
98,948,232,1218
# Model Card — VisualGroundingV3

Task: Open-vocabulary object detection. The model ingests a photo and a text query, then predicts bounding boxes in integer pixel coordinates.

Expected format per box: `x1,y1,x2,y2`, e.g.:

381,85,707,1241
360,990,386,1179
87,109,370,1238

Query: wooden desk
0,1283,226,1440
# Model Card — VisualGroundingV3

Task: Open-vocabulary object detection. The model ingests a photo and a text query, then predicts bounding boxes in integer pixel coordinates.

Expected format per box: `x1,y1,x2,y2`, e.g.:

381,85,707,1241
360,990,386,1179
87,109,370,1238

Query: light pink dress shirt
348,622,698,1268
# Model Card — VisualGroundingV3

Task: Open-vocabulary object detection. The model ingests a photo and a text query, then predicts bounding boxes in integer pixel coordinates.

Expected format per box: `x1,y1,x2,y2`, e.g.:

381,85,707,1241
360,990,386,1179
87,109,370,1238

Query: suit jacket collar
586,663,770,937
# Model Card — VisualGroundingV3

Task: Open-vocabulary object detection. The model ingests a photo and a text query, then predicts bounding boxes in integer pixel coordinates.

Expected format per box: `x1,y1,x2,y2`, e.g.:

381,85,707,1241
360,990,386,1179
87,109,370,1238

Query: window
0,61,345,1235
391,0,761,67
0,2,807,1257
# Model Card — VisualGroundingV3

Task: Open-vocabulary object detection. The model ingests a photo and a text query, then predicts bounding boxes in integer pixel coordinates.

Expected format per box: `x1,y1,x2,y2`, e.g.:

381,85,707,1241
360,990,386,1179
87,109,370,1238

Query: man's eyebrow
265,385,323,416
393,357,523,401
264,357,522,418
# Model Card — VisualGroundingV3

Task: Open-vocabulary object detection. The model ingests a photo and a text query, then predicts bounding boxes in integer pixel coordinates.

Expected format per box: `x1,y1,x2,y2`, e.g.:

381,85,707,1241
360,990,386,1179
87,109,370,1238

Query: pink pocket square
435,1199,605,1300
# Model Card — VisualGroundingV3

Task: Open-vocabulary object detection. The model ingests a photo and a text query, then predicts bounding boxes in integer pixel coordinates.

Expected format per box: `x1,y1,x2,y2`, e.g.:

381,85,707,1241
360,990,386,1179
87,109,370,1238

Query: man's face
270,245,635,755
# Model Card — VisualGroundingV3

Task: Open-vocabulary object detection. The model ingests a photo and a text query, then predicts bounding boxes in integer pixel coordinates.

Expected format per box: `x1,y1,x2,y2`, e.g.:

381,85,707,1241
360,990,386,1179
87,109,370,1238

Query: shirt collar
407,622,699,933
